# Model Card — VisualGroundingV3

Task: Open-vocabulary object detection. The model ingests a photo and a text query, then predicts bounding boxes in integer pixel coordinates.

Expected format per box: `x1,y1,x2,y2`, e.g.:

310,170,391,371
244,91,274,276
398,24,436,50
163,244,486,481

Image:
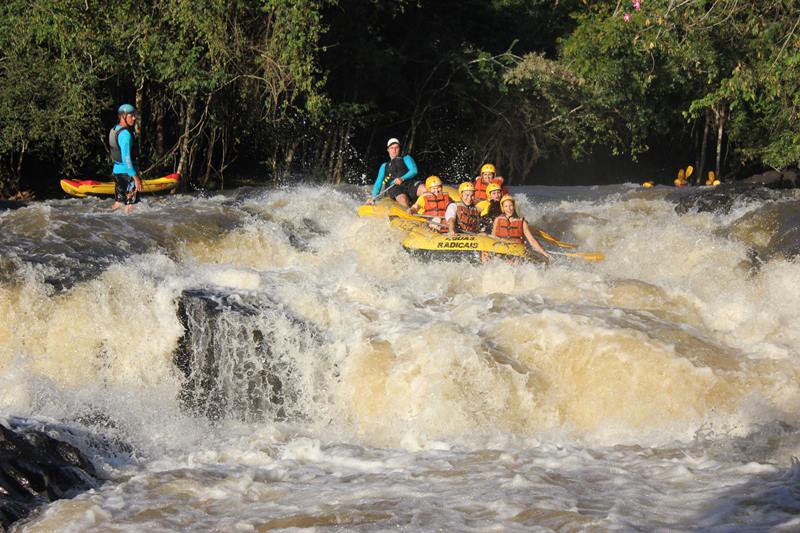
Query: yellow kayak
60,173,180,198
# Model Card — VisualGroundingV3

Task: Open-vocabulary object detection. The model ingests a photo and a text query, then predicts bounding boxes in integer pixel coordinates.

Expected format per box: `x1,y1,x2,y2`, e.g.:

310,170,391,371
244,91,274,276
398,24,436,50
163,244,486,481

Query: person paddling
492,195,550,259
408,175,452,232
368,138,424,208
445,182,481,234
109,104,142,213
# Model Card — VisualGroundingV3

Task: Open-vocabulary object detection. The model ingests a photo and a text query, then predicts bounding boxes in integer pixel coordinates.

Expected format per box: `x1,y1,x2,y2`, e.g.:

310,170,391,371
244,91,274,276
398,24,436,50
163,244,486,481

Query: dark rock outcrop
741,168,799,189
672,169,799,215
674,183,783,214
0,200,26,211
174,288,324,422
1,421,99,529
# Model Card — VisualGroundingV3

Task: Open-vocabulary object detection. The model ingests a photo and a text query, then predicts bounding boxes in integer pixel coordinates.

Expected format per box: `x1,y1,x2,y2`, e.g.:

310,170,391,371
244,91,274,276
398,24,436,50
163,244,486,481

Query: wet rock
741,168,799,189
674,182,787,214
0,200,26,211
672,168,799,215
174,288,323,422
0,421,99,529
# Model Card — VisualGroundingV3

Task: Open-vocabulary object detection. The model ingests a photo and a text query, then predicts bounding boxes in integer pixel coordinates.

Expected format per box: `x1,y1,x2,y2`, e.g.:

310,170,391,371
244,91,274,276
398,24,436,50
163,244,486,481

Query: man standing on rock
109,103,143,213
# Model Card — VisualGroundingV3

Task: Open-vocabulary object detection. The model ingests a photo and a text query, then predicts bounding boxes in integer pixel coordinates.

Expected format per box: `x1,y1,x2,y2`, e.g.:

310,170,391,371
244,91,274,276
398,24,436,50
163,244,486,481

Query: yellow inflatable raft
393,218,527,259
60,173,180,198
358,194,528,260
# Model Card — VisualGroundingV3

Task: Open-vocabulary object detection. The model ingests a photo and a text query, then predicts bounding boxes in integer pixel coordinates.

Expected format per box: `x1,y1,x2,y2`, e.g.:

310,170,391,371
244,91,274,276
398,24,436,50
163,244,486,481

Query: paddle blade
537,229,577,249
685,165,694,178
357,204,379,218
551,250,604,262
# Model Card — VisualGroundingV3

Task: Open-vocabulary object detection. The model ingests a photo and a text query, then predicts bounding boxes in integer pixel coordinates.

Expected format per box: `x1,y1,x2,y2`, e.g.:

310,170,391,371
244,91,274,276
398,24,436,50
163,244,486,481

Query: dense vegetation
1,0,798,198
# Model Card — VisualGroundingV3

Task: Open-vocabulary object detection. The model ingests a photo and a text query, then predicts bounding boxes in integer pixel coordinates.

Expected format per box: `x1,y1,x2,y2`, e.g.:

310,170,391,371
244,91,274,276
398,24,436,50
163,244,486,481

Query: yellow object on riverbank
60,173,179,198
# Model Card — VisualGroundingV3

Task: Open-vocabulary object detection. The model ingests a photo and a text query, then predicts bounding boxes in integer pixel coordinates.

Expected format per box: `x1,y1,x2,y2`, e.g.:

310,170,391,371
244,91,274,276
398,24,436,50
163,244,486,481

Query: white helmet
386,138,400,148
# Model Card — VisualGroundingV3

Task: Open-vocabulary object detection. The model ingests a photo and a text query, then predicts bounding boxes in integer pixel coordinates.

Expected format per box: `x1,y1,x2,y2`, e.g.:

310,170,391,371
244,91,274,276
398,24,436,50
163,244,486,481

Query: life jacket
479,200,502,233
382,156,410,188
494,215,525,243
473,177,508,201
108,126,138,166
422,192,451,218
455,202,480,233
474,177,489,201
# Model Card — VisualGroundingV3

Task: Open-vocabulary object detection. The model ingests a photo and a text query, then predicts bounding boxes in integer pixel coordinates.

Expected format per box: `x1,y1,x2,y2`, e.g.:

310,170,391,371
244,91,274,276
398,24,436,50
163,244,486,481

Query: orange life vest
422,192,451,218
455,202,480,233
474,177,489,201
473,177,507,201
494,215,524,243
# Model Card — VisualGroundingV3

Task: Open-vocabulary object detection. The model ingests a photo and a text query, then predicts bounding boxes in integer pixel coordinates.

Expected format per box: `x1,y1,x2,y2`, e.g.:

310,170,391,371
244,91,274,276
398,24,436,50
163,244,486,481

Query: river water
2,183,800,531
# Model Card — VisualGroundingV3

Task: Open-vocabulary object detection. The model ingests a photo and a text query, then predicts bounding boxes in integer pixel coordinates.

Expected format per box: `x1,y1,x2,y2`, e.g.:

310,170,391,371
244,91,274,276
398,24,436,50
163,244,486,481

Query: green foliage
0,0,107,195
1,0,798,197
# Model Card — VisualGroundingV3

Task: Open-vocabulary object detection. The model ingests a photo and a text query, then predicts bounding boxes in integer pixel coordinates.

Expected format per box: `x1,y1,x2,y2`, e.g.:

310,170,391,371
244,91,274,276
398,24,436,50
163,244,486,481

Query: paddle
533,228,577,249
549,250,604,262
370,182,398,203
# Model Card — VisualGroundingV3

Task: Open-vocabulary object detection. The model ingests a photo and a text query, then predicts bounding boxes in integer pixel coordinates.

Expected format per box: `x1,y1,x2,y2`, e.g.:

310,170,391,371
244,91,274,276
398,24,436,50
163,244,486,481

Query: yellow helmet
486,182,502,195
458,182,475,195
500,194,515,206
480,163,496,175
425,175,442,189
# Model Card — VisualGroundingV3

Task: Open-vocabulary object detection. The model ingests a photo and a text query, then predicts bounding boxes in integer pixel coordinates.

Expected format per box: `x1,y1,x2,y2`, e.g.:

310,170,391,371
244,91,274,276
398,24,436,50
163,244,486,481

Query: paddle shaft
372,182,398,202
549,250,604,262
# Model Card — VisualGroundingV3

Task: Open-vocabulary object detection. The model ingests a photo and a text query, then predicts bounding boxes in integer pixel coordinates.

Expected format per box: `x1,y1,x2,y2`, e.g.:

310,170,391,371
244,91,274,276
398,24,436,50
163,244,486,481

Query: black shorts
113,173,138,204
389,179,422,203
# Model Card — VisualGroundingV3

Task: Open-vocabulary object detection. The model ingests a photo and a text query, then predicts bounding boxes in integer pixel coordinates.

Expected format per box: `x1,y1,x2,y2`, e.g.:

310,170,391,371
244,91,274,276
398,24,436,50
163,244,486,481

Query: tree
0,0,109,196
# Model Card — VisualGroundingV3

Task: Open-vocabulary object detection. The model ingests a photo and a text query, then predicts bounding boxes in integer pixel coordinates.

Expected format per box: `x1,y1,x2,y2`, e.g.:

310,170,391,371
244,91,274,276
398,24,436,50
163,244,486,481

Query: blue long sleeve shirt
371,154,418,197
112,126,138,178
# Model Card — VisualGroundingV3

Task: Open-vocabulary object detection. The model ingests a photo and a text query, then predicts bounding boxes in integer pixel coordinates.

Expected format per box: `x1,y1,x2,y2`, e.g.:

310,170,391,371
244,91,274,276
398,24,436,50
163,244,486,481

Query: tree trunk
135,79,145,140
316,136,329,180
407,118,417,154
16,142,26,181
327,128,338,179
715,103,727,181
156,104,166,160
284,139,299,172
176,93,198,190
219,129,229,190
698,110,710,185
201,127,217,188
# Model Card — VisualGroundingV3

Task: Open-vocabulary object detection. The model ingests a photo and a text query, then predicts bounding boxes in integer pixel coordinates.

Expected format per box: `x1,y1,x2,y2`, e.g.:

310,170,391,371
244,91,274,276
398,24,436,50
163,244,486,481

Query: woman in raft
492,195,550,260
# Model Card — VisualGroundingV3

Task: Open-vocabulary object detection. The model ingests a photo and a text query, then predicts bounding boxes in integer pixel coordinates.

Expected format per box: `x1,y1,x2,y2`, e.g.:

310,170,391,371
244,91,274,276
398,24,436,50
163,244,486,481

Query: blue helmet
118,103,136,115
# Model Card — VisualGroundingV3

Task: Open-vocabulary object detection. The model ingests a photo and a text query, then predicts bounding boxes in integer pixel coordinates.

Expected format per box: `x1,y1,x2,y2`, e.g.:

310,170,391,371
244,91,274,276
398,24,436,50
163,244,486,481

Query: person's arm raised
522,220,550,259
